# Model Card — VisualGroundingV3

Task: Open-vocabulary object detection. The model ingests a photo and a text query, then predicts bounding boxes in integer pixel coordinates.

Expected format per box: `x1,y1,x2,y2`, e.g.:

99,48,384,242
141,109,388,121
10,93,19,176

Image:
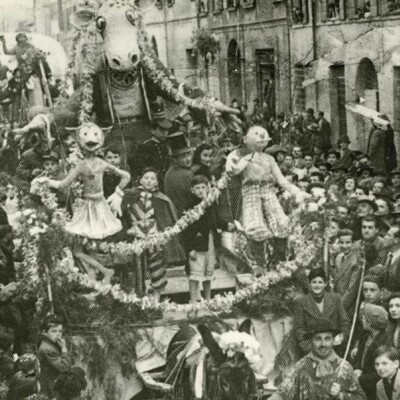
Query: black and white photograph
1,0,400,399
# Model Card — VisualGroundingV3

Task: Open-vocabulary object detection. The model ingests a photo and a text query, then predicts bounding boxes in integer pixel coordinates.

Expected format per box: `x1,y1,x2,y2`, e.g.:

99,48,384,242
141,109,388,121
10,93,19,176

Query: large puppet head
72,0,142,72
74,122,110,154
243,125,271,151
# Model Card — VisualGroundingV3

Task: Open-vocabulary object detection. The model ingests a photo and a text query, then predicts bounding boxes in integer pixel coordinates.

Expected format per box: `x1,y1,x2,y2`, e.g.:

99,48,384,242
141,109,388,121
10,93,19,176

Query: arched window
355,58,379,111
151,36,159,58
227,39,242,105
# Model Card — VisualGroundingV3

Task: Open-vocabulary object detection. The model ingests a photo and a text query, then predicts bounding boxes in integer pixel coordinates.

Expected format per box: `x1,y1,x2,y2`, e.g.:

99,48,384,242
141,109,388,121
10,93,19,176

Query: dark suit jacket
183,198,220,253
293,292,350,354
353,329,390,400
37,337,72,398
377,370,400,400
333,249,362,317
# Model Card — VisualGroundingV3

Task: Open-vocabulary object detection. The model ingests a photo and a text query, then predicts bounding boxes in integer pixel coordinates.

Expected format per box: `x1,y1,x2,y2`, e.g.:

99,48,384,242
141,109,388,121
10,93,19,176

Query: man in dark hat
130,118,173,187
164,131,194,217
269,319,366,400
336,135,353,170
367,116,397,175
317,111,333,152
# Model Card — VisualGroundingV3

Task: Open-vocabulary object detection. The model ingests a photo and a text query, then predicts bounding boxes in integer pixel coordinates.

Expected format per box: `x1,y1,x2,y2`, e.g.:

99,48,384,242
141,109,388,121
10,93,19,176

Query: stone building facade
290,0,400,150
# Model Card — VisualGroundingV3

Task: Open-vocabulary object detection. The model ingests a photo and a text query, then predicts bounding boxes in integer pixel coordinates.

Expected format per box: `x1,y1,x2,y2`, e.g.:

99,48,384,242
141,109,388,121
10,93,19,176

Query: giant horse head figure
72,0,144,72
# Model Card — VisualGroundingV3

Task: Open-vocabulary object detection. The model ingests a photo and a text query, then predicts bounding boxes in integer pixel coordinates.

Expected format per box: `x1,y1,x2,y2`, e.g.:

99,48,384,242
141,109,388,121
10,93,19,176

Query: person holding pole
269,319,366,400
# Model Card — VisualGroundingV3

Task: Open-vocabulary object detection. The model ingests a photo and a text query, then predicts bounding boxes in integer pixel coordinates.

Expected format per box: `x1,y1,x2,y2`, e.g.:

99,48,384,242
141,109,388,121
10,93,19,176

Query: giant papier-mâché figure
55,0,241,159
226,126,308,244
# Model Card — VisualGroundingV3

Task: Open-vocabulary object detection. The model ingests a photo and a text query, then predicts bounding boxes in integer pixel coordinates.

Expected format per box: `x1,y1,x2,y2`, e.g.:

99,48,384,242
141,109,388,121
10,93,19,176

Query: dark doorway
227,39,243,105
330,64,347,139
256,49,276,119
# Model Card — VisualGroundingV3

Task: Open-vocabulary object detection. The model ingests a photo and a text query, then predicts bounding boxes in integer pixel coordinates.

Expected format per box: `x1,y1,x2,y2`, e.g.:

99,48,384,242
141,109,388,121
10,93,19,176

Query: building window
292,0,308,24
212,0,223,13
197,0,208,14
151,36,159,58
327,0,340,19
387,0,400,14
242,0,256,9
227,40,243,104
227,0,238,10
355,58,379,111
293,65,306,112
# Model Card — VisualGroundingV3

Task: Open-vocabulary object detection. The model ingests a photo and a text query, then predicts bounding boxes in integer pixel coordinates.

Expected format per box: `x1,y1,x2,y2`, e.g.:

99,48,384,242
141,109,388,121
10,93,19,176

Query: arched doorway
355,58,379,111
227,39,242,105
151,36,159,58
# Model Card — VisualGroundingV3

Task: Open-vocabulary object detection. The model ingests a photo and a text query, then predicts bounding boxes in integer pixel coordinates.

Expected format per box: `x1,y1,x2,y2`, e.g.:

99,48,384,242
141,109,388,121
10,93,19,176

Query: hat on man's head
357,166,374,177
308,267,327,282
357,195,378,211
362,303,388,331
304,319,341,339
42,151,59,162
337,135,351,144
167,131,191,157
326,149,340,159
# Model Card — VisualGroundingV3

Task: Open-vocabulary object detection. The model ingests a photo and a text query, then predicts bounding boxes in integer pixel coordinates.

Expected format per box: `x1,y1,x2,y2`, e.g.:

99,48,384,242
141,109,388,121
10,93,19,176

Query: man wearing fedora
130,117,173,187
270,319,366,400
164,131,194,218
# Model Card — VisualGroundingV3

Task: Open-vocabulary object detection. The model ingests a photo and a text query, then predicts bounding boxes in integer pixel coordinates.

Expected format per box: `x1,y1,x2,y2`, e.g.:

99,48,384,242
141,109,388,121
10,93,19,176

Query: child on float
121,167,185,298
374,345,400,400
37,314,72,399
184,175,221,303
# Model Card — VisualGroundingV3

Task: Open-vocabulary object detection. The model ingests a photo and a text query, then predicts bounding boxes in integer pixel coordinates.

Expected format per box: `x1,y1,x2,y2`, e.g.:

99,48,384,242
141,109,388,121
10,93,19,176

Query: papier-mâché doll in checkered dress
226,125,308,242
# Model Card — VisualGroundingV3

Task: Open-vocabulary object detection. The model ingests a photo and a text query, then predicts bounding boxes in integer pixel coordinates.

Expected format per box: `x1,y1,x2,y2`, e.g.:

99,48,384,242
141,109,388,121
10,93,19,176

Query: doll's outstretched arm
32,165,81,190
226,150,252,175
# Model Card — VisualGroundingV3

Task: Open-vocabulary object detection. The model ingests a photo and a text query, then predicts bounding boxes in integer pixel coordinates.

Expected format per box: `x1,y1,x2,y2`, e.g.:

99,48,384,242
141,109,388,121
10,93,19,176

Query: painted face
375,355,399,380
140,171,158,191
389,297,400,320
244,126,271,150
76,123,105,153
311,332,334,359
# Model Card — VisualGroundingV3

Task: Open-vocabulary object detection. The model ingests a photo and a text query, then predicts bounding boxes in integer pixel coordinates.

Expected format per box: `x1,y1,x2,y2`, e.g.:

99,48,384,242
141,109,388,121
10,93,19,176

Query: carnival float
0,0,333,399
